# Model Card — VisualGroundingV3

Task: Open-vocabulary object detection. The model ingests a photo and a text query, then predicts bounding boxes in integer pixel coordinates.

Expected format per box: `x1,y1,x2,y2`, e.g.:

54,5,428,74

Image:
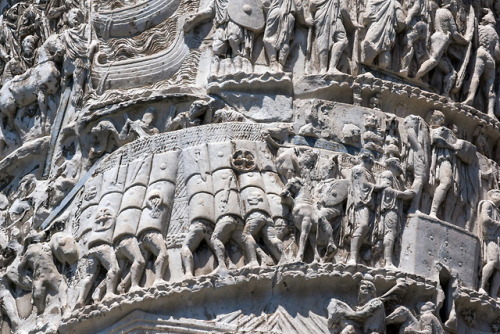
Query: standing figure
61,8,97,106
463,9,500,118
361,0,405,69
478,189,500,297
403,115,430,214
262,0,295,72
414,1,470,96
183,0,265,75
427,110,456,219
399,0,428,77
309,0,358,74
346,151,383,264
76,206,119,307
378,158,414,268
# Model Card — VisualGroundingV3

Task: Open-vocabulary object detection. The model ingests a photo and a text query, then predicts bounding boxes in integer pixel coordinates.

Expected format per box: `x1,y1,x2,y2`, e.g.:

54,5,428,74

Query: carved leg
415,57,438,79
297,215,313,262
243,213,264,267
116,237,146,292
96,246,120,300
480,261,496,294
463,57,485,106
76,255,99,308
328,38,348,74
181,221,208,278
429,161,452,218
308,230,321,263
142,231,168,284
261,221,283,263
348,206,370,264
378,50,391,70
211,216,236,274
32,279,47,315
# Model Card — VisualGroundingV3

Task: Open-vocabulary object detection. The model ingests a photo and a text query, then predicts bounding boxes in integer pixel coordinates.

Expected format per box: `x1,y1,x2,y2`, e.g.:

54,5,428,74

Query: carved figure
362,112,383,154
399,0,428,77
183,0,265,75
378,158,414,268
239,172,283,265
427,110,456,219
308,0,358,74
403,115,430,213
361,0,405,69
262,0,295,72
138,188,170,284
61,8,97,106
120,109,159,143
463,9,500,118
414,1,470,96
76,206,119,307
0,34,63,139
181,218,213,278
18,232,69,319
328,278,407,333
346,151,383,264
478,189,500,297
417,302,444,334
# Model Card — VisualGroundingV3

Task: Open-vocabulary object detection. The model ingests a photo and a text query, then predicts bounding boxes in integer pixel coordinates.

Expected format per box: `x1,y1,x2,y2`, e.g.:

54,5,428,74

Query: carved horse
386,306,421,334
0,34,64,138
282,177,350,262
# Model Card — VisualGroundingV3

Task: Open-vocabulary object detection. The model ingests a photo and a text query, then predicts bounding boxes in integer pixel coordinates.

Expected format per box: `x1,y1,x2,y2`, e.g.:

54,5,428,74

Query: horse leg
308,226,321,263
297,214,312,262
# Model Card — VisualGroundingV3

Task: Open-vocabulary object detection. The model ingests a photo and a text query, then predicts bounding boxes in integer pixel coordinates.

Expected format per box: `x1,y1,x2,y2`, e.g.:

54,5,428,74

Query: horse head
282,177,304,198
386,305,416,325
38,34,65,64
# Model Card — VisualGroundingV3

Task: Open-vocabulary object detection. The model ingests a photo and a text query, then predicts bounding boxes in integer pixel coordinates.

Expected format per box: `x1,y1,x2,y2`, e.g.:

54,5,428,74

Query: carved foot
478,288,488,295
211,265,230,277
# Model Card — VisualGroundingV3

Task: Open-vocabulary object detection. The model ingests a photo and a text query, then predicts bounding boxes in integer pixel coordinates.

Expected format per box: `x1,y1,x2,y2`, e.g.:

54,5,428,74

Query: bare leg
181,222,208,278
116,237,146,291
142,232,169,284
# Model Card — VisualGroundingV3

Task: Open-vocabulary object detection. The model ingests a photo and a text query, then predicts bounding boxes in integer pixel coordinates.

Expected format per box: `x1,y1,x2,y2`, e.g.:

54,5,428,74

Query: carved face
489,190,500,206
67,9,83,27
146,192,164,218
94,207,115,231
358,281,376,304
247,190,263,206
22,36,36,57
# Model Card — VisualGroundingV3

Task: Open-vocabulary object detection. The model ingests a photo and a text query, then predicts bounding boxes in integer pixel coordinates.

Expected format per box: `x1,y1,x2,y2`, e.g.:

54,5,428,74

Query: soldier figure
463,9,500,118
478,189,500,297
346,151,384,264
377,158,414,268
183,0,265,75
76,206,119,307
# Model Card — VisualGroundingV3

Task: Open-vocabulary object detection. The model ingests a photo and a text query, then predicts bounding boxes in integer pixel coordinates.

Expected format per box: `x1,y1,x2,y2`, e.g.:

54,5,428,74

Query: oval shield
227,0,265,32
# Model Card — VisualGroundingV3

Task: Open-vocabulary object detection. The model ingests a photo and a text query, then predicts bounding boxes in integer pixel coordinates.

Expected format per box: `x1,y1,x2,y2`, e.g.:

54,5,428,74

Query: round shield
227,0,265,32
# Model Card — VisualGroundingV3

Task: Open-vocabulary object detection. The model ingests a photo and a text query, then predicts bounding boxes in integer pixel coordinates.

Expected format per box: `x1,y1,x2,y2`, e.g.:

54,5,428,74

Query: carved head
488,190,500,206
298,150,317,170
67,8,84,28
426,110,445,129
364,113,378,128
94,206,115,231
142,109,155,126
419,301,436,313
247,190,264,206
385,157,403,177
341,124,361,147
481,9,496,26
146,190,164,218
358,280,376,304
22,35,37,58
359,150,374,168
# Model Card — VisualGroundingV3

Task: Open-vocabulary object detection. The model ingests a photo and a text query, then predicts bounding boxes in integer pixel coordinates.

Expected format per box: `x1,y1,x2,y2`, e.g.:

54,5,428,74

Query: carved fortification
1,0,500,333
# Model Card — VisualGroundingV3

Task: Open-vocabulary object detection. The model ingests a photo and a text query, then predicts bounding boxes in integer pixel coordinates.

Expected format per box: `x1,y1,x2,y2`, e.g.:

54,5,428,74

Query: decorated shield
227,0,265,32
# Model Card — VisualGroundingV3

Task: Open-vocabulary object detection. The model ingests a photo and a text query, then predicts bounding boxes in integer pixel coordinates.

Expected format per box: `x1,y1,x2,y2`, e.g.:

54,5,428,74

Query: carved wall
1,0,500,333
